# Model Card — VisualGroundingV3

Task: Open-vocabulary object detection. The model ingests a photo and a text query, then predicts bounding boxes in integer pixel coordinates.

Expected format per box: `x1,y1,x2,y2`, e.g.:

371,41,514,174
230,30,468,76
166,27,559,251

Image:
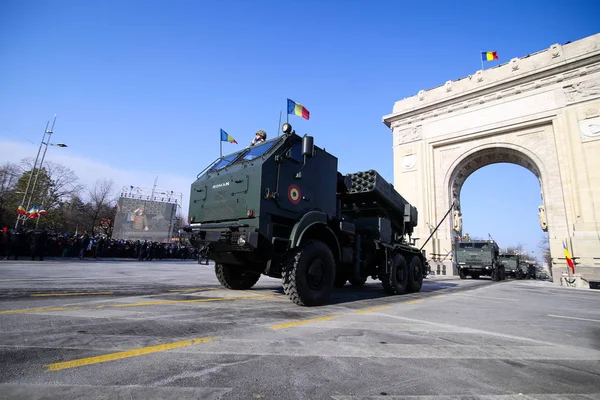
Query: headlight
237,236,246,246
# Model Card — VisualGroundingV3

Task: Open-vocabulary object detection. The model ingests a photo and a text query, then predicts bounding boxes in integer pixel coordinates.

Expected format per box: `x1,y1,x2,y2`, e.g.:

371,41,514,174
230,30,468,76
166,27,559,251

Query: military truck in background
455,240,506,281
185,123,427,306
526,263,537,279
498,253,526,279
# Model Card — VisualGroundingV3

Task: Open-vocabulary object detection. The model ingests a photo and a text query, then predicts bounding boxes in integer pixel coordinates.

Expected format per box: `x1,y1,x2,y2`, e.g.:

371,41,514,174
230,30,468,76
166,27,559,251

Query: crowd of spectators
0,227,198,261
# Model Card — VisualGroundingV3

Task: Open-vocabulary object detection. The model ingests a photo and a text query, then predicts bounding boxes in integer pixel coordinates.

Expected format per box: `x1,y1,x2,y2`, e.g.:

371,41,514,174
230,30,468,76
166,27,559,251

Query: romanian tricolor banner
28,206,39,219
17,204,26,215
481,51,498,61
39,209,47,216
220,129,238,144
563,241,575,274
287,98,310,120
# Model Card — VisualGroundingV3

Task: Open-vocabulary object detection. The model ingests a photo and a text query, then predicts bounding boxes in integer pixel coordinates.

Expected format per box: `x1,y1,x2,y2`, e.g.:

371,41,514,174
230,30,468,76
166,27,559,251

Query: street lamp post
15,115,68,229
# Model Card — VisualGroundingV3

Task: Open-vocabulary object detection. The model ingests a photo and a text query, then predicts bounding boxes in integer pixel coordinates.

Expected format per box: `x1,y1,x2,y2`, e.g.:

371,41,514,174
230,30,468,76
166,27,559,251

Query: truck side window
288,144,303,163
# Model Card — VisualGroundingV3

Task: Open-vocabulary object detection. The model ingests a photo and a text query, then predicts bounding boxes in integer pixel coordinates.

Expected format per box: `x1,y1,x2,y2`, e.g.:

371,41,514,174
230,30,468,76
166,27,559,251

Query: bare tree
85,179,117,236
538,233,552,273
19,158,83,208
505,243,525,254
0,162,21,225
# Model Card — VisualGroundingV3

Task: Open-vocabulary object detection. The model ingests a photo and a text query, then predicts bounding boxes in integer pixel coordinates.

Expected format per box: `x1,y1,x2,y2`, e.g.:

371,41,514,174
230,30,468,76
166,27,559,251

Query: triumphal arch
383,33,600,285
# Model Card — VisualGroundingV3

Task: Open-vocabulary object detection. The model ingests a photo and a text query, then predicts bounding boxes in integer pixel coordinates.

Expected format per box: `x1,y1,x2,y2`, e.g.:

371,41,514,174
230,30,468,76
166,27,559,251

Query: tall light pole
35,142,68,228
15,115,68,228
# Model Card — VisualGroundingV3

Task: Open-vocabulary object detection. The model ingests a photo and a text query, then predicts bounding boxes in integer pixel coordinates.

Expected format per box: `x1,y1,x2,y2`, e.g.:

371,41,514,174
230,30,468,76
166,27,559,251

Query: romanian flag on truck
287,98,310,120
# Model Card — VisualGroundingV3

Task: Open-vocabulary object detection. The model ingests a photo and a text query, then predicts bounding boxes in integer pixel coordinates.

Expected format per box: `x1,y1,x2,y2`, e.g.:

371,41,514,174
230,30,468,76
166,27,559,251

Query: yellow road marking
354,305,391,314
0,294,277,315
45,336,215,371
112,294,276,307
432,295,446,299
0,306,83,315
167,288,220,292
270,315,339,330
30,292,113,297
404,299,425,305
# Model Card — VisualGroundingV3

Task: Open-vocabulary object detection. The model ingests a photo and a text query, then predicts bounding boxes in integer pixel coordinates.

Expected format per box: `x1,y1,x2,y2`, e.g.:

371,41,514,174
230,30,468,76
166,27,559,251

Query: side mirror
302,135,314,157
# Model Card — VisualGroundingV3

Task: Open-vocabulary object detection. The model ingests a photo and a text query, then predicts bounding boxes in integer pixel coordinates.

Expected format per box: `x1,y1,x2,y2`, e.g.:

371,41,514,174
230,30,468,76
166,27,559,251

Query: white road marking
548,314,600,323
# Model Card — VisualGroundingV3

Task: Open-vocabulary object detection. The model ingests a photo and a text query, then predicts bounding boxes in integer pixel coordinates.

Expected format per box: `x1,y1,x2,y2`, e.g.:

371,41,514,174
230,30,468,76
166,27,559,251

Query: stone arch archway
445,144,546,242
383,34,600,284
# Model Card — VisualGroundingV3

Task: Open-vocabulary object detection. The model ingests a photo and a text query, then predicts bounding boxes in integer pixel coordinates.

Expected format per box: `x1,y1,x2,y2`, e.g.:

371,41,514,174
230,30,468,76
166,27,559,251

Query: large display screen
112,197,177,242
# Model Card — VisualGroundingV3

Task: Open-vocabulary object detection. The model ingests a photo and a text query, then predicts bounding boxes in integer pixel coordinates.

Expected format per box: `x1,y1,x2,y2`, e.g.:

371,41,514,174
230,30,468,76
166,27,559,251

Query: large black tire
491,266,500,282
282,240,336,306
334,268,348,288
406,256,424,293
471,273,480,279
381,253,408,295
215,263,261,290
459,269,467,279
349,276,367,287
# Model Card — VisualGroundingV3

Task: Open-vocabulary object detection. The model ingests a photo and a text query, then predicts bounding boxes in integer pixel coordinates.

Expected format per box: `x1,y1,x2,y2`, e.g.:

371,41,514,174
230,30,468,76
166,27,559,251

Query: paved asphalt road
0,259,599,400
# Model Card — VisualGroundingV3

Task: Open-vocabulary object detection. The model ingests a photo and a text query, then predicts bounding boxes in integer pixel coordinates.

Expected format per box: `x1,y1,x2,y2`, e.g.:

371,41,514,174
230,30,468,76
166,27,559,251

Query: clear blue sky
0,0,598,258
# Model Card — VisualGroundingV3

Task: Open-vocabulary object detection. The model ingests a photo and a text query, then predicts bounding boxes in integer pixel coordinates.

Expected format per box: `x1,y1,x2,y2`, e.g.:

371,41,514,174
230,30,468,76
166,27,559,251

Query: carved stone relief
402,154,417,170
453,209,462,233
564,79,600,104
538,205,548,232
394,125,422,145
579,116,600,140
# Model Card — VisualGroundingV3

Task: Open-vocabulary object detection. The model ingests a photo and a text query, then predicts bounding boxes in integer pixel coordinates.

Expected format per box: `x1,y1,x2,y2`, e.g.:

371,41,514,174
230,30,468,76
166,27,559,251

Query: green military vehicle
498,253,526,279
185,123,427,306
455,240,505,281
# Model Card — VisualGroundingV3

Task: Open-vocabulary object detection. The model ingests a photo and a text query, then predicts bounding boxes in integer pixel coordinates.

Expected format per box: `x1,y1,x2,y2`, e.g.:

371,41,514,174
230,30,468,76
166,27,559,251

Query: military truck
498,253,526,279
455,240,505,281
185,123,427,306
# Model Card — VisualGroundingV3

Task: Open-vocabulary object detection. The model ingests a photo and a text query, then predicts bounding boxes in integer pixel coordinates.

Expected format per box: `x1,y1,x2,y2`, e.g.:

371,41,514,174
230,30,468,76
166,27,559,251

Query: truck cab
455,240,505,281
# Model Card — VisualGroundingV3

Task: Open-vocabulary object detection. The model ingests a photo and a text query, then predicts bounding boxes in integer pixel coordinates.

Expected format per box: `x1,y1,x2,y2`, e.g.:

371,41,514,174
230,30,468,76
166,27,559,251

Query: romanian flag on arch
563,241,575,274
287,98,310,120
481,51,498,61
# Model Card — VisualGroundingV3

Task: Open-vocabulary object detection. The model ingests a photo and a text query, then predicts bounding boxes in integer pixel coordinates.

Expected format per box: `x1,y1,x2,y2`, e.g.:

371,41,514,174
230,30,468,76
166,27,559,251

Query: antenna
151,175,158,200
277,110,282,137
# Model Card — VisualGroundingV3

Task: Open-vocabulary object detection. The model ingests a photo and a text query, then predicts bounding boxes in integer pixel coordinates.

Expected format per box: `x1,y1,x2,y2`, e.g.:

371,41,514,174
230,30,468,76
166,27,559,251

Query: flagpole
480,50,484,71
220,137,222,158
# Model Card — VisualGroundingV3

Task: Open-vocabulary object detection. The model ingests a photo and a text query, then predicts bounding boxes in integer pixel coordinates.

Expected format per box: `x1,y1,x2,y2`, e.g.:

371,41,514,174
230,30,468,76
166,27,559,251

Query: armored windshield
207,137,281,173
458,242,490,249
233,139,278,163
208,153,240,171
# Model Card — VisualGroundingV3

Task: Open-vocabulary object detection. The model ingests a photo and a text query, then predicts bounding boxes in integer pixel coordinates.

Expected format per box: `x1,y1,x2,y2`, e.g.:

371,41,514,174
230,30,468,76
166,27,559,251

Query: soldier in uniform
250,130,267,146
30,228,47,261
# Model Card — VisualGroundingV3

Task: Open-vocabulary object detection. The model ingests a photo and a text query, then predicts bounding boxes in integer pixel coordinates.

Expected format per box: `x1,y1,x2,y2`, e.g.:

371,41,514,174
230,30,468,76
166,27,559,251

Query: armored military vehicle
455,240,505,281
498,253,526,279
185,123,426,306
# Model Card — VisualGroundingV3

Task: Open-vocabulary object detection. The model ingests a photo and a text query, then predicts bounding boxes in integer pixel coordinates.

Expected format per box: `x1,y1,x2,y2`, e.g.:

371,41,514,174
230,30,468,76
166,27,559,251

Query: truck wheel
349,276,367,287
282,240,336,306
491,267,500,282
381,253,408,295
406,256,423,293
334,270,348,288
459,269,466,279
472,273,480,279
215,264,261,290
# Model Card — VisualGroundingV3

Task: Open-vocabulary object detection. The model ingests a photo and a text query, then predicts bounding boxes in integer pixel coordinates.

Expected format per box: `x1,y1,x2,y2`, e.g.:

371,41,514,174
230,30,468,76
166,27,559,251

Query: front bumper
457,265,493,272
